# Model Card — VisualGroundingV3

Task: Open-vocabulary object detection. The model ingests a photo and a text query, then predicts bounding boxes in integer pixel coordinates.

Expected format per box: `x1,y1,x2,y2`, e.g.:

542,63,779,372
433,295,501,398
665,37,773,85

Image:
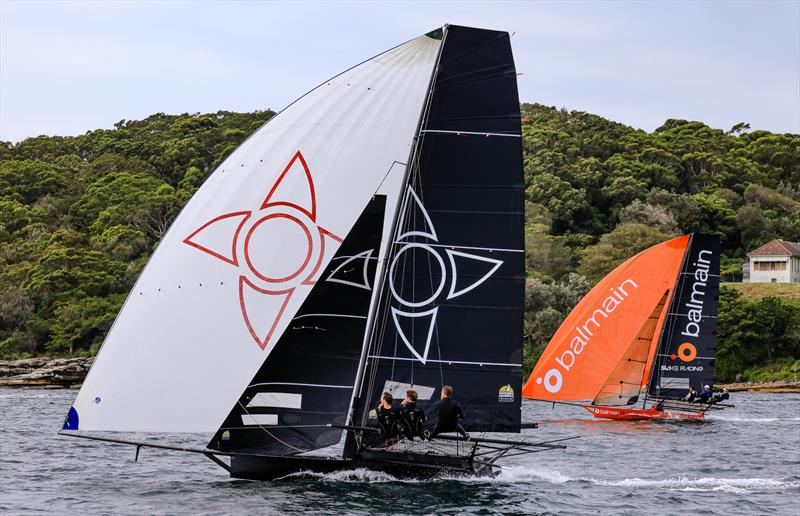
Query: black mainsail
352,25,525,436
647,234,721,399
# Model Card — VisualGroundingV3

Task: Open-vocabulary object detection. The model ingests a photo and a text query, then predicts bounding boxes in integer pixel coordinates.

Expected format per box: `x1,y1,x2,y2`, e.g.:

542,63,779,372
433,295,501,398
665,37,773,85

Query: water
1,389,798,515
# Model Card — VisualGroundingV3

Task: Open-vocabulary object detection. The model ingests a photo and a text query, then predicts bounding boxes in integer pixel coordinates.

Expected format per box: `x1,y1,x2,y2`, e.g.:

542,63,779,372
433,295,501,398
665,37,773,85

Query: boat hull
582,405,705,421
229,449,480,480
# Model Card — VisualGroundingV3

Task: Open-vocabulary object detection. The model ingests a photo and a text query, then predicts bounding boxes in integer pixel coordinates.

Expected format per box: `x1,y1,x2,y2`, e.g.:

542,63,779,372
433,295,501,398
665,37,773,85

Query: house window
754,261,787,271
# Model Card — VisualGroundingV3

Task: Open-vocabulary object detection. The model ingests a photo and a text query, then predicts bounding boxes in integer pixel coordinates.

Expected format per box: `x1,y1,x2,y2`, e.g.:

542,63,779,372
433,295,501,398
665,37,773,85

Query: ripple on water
1,389,799,515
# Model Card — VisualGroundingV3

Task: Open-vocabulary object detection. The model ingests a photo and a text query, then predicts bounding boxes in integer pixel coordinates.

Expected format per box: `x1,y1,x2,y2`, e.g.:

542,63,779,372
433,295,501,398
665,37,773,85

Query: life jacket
376,406,398,437
400,403,426,437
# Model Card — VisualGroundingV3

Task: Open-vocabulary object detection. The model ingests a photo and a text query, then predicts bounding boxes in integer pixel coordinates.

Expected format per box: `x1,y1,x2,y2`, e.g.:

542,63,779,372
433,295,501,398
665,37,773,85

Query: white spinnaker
68,34,441,433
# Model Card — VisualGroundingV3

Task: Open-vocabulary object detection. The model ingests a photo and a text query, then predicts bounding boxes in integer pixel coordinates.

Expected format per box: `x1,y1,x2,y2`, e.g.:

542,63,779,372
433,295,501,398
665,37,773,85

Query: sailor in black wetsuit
399,389,426,441
429,385,468,439
374,392,398,445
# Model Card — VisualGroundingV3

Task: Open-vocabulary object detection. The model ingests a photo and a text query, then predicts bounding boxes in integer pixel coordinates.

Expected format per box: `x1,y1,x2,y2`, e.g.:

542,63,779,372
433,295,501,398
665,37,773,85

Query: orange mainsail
522,235,689,401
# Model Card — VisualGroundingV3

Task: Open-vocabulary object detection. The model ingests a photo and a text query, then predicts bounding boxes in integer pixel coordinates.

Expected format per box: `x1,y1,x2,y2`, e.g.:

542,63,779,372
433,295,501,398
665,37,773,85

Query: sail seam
248,382,353,389
292,313,367,320
393,242,524,253
420,129,520,138
368,355,521,367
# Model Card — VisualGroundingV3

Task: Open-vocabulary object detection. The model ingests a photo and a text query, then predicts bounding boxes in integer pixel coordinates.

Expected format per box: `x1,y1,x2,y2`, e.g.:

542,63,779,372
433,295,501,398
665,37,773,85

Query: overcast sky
1,0,798,142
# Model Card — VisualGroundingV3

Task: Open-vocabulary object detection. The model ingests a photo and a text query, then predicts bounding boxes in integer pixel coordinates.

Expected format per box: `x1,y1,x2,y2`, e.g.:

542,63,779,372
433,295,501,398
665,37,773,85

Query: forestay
64,34,441,433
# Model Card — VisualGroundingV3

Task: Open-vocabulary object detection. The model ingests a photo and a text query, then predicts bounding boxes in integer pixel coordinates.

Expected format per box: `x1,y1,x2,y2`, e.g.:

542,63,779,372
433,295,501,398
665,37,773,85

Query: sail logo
678,249,712,353
674,342,697,362
498,384,515,403
536,279,639,393
183,150,343,350
388,186,503,364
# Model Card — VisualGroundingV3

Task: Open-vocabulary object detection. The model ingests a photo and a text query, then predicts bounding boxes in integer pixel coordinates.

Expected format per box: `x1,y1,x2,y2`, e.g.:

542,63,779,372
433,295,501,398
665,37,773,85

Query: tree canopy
1,104,797,381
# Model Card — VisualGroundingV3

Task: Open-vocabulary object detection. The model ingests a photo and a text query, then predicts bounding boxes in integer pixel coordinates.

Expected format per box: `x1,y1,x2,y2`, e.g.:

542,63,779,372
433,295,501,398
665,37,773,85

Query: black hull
230,454,354,480
229,449,481,481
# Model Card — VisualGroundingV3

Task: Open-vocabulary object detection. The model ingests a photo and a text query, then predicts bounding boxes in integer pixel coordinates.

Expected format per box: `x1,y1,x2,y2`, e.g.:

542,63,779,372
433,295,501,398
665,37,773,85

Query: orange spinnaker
522,235,689,401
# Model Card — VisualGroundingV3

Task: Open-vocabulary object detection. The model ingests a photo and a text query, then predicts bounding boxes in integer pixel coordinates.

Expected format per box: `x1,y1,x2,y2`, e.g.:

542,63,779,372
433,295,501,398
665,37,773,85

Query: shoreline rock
715,380,800,393
0,357,92,389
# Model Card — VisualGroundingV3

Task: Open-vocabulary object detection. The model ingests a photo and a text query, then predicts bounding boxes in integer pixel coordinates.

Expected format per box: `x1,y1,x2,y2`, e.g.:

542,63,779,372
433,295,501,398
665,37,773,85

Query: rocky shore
1,357,799,392
0,357,93,389
715,380,800,393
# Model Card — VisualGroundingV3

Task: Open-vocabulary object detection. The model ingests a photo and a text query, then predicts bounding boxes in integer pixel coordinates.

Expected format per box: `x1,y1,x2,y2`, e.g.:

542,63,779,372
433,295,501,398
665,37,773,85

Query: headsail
522,235,690,401
353,25,525,433
591,291,668,407
208,196,385,454
647,234,720,399
64,33,442,433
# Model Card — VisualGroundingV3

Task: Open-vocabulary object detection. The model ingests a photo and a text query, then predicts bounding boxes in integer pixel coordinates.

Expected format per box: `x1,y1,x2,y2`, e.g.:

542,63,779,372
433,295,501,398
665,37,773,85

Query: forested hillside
1,104,798,380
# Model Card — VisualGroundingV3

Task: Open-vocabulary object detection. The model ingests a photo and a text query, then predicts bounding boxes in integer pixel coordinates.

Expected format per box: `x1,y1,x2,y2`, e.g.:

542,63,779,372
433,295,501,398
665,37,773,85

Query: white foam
451,467,799,494
277,468,408,483
597,475,800,493
706,416,800,423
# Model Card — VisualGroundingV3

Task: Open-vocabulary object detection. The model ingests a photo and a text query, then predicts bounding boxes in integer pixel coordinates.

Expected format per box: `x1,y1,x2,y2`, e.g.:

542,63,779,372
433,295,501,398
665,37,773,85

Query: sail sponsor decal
664,248,712,373
183,151,343,350
498,384,515,403
534,279,639,394
388,186,503,364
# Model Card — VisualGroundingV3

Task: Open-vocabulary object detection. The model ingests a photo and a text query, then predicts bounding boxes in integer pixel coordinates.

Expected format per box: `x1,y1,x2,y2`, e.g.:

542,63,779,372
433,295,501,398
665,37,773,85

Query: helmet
704,385,710,389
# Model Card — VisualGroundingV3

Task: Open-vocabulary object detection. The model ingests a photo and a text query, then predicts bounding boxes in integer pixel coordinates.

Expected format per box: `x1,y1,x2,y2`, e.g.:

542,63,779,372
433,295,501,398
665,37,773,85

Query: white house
746,239,800,283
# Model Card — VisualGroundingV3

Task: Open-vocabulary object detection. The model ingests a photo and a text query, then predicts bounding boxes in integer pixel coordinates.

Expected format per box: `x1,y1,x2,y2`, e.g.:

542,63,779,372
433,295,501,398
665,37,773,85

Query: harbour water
1,389,798,515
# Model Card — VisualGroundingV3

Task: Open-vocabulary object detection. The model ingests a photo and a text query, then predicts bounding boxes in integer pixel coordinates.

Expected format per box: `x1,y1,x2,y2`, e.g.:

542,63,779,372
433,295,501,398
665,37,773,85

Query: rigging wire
236,401,307,454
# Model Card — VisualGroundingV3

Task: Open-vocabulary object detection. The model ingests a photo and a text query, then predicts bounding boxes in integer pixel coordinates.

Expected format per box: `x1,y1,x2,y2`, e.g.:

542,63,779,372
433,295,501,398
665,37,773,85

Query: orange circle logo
677,342,697,362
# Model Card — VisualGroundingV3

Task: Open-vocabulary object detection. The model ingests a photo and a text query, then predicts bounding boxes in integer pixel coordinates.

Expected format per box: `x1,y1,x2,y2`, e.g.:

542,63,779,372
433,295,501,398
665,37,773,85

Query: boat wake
277,468,407,483
276,464,800,493
706,416,800,423
461,467,800,493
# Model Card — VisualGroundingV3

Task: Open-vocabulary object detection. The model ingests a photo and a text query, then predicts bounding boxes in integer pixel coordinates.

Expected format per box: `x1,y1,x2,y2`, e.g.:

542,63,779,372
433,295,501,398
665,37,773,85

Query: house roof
748,239,800,257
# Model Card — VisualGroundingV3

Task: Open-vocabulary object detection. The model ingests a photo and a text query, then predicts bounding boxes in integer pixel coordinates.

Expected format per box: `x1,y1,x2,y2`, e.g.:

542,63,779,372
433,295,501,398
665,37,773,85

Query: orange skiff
582,405,704,421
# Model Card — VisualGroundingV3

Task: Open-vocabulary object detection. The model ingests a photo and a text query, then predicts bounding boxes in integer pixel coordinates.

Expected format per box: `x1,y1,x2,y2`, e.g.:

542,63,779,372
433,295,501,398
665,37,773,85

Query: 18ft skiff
522,234,728,421
60,24,569,479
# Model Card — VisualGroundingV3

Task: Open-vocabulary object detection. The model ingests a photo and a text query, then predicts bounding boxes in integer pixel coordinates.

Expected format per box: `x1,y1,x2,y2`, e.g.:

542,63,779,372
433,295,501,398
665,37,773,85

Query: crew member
429,385,468,439
696,384,713,403
682,386,697,403
399,389,426,440
375,392,398,443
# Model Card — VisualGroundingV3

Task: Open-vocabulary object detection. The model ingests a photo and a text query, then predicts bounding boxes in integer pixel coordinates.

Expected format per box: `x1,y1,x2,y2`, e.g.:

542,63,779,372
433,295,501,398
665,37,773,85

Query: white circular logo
388,243,446,307
537,369,563,394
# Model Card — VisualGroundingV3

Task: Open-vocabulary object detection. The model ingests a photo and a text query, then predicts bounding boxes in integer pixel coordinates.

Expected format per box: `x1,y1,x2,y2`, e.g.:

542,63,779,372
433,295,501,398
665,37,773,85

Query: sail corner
62,406,79,431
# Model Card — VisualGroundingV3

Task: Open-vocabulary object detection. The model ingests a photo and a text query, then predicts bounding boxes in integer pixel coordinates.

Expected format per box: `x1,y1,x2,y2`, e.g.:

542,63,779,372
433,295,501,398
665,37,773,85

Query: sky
1,0,798,142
